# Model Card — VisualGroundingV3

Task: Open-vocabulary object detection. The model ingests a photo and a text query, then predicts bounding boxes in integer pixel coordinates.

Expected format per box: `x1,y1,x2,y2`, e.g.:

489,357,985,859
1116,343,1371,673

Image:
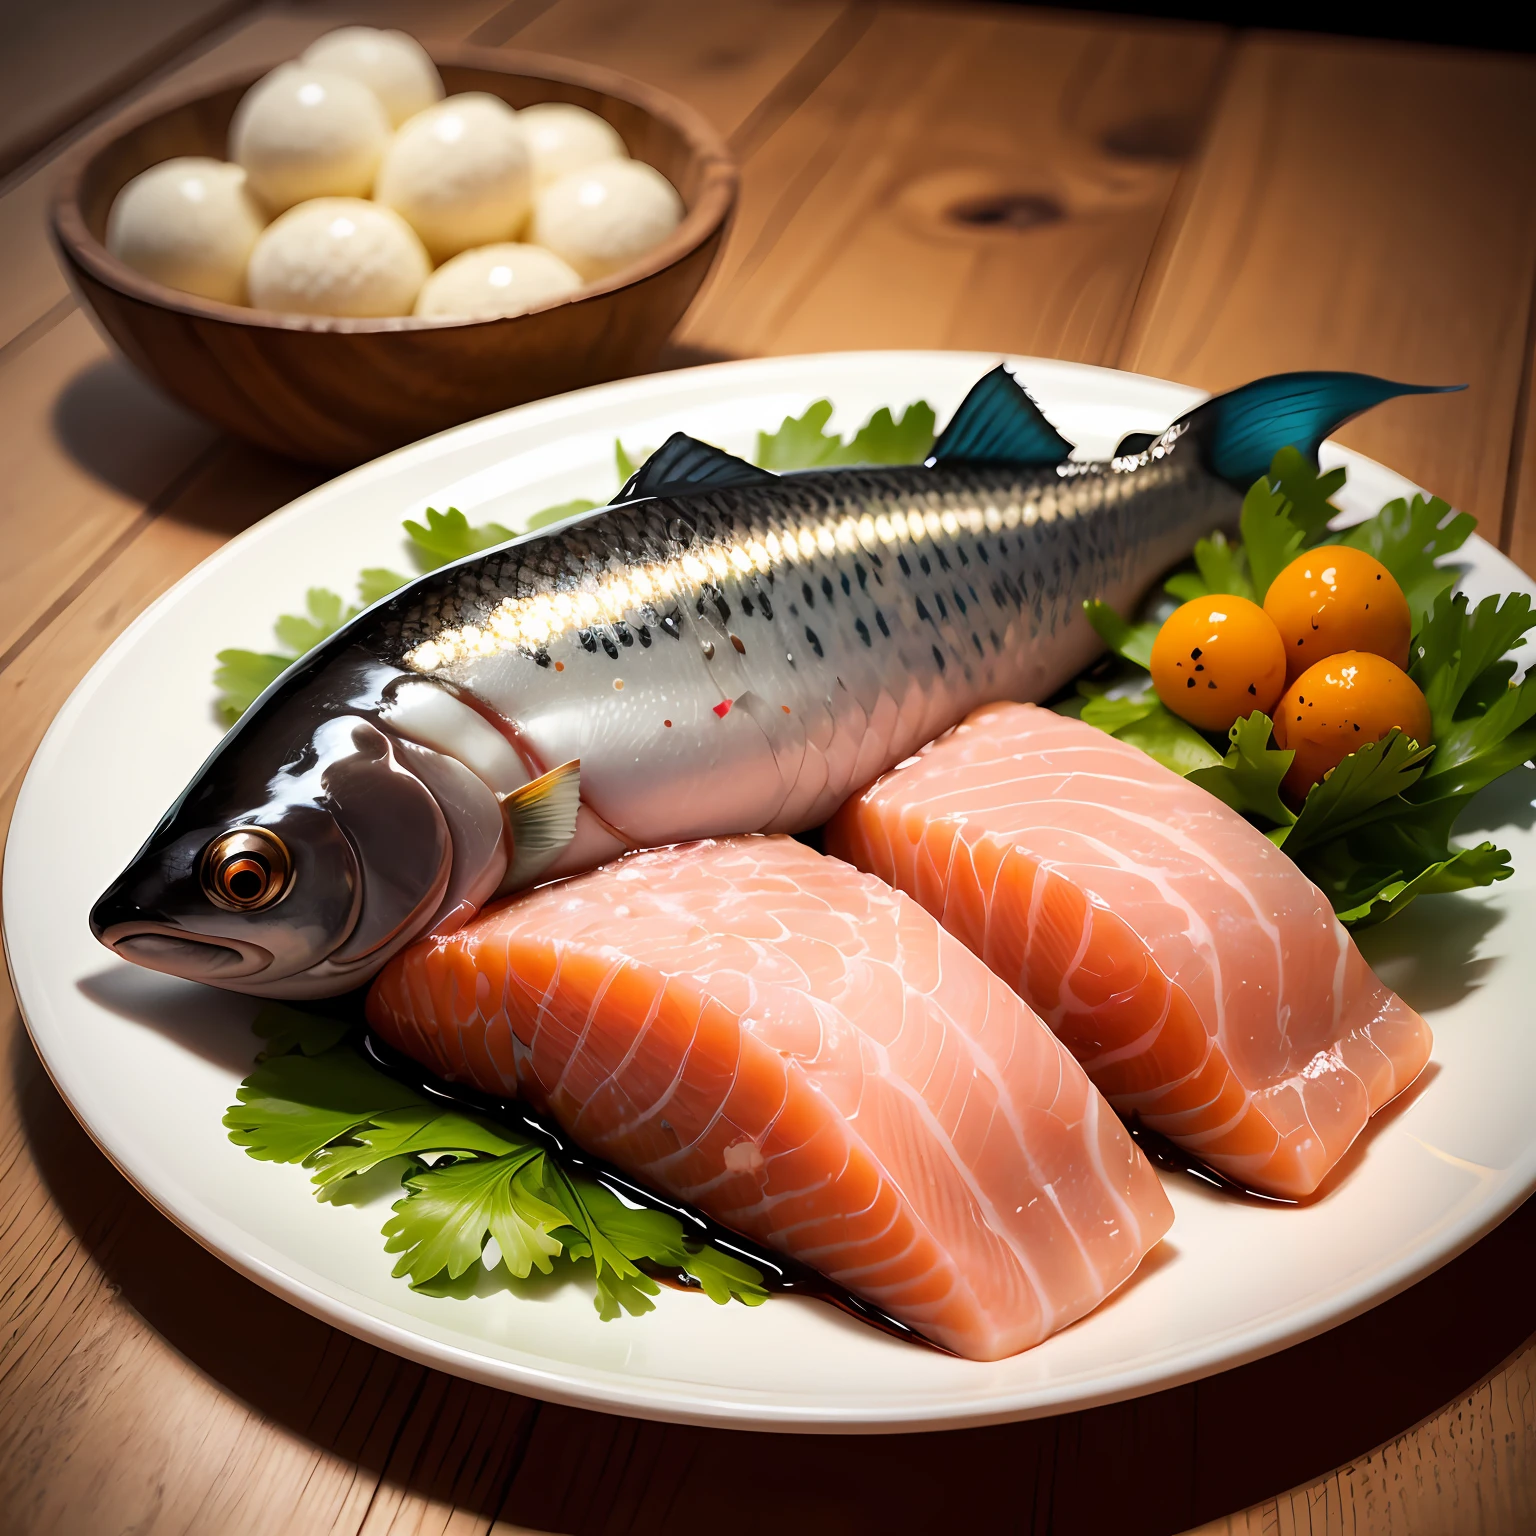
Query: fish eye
200,827,291,911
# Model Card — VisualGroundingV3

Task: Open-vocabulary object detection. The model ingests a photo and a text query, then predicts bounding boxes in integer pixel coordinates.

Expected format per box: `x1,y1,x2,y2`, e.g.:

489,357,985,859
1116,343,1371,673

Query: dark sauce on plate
358,1030,945,1350
315,991,1280,1350
1126,1121,1297,1205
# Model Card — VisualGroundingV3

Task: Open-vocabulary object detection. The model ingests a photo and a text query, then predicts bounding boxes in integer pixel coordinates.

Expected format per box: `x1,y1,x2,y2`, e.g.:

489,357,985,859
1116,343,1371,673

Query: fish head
90,693,462,999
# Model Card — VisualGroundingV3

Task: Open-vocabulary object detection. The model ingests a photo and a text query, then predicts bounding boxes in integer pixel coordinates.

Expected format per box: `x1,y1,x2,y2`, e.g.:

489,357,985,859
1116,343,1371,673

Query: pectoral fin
497,760,582,892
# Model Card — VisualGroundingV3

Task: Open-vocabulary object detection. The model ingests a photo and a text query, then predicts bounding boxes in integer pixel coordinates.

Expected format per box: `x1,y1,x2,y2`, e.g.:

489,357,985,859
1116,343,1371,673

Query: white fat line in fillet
707,1116,858,1223
937,746,1291,973
1076,1087,1152,1252
645,978,804,1180
1021,829,1227,1042
975,785,1289,1039
1031,862,1097,1021
560,961,682,1148
976,826,1012,978
1079,985,1175,1073
772,1048,1008,1322
1056,1087,1155,1253
1342,1019,1395,1094
1250,1047,1358,1144
799,1227,935,1295
545,949,640,1107
618,997,741,1149
846,1019,1060,1324
1150,1085,1255,1149
779,1177,905,1262
907,913,1093,1250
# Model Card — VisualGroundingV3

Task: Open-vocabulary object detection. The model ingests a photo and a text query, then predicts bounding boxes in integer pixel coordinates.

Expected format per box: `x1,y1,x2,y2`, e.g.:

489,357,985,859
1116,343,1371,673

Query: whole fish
90,365,1444,997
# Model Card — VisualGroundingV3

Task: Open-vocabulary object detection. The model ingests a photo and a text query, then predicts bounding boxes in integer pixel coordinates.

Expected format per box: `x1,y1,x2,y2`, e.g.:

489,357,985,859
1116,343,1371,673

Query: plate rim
9,348,1535,1432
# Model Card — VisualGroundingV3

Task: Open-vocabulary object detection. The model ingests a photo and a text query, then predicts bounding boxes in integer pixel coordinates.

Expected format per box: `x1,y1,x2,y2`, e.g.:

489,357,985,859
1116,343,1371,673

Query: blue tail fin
1184,372,1462,486
928,365,1076,467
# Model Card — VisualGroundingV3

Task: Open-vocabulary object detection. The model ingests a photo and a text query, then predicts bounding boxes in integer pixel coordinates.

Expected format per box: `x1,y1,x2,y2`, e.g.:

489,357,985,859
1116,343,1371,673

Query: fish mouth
98,921,273,981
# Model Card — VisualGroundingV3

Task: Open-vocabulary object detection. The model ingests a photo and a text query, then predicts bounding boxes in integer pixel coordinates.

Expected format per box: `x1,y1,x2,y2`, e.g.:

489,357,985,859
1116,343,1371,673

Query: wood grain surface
3,2,1536,1532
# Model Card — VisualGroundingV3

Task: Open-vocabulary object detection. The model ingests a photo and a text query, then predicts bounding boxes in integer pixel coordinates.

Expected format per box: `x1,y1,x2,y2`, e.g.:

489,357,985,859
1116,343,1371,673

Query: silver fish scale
369,442,1234,847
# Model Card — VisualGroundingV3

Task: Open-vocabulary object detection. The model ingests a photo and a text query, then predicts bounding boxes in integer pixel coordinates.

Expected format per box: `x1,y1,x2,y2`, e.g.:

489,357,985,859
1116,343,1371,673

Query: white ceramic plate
7,352,1536,1433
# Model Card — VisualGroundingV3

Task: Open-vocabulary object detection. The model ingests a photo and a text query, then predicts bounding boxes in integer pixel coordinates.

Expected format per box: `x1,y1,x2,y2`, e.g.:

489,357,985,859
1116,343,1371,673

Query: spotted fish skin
92,367,1445,999
377,449,1235,866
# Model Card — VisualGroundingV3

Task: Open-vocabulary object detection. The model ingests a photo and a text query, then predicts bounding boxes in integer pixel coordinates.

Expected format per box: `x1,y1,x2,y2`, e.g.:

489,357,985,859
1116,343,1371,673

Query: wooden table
4,2,1536,1530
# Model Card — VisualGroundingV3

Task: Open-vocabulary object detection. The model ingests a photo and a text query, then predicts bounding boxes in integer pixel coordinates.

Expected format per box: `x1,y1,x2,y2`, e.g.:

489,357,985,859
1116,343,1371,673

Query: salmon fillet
826,703,1432,1200
366,834,1173,1360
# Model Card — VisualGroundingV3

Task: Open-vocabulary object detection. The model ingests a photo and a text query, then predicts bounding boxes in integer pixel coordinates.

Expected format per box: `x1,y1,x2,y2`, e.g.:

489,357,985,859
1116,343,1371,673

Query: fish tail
1174,372,1464,486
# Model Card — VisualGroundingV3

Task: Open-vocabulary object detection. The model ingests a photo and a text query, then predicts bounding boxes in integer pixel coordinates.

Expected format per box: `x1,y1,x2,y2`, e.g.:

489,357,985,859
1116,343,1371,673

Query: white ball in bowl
375,94,532,263
299,26,444,127
414,242,582,320
230,64,391,212
105,157,267,304
530,159,683,281
517,102,626,189
246,197,429,317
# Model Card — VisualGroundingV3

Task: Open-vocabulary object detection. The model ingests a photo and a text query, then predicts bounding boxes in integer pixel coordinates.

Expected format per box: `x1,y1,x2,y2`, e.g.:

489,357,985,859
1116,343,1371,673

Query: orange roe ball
1272,650,1431,801
1150,595,1287,732
1263,545,1411,685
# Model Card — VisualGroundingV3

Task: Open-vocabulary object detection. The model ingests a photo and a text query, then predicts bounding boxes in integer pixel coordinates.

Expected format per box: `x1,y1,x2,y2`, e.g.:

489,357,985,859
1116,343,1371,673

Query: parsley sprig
1074,450,1528,927
224,1006,768,1318
213,402,935,725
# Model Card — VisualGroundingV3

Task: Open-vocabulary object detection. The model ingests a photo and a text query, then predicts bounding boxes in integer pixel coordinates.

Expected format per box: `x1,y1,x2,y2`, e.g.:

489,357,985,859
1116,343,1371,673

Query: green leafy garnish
254,1003,351,1059
384,1148,565,1286
1215,725,1516,925
1415,670,1536,802
1164,530,1254,602
1410,591,1534,726
754,399,936,470
225,1007,768,1317
1333,493,1475,626
1084,599,1160,670
224,1044,426,1164
614,439,650,481
524,498,598,532
836,402,938,466
1114,707,1223,775
1187,713,1295,826
1070,679,1221,775
1333,842,1513,927
212,649,291,724
1166,449,1342,603
1287,786,1511,927
1279,729,1435,855
403,507,516,571
212,577,391,724
1075,447,1531,927
1238,476,1307,602
272,587,358,654
1266,445,1347,543
358,567,410,604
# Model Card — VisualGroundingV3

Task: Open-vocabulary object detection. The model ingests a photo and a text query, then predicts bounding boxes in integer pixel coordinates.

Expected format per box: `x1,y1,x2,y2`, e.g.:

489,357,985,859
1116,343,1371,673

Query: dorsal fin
1182,372,1464,485
928,366,1075,467
615,432,778,502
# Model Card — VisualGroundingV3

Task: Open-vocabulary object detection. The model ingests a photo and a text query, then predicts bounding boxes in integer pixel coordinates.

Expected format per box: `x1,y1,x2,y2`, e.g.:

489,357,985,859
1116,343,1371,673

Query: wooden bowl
52,49,737,466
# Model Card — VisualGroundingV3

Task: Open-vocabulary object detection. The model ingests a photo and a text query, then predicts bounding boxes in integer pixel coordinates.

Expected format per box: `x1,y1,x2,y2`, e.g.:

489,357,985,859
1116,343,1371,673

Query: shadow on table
15,1017,1536,1536
51,353,327,520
